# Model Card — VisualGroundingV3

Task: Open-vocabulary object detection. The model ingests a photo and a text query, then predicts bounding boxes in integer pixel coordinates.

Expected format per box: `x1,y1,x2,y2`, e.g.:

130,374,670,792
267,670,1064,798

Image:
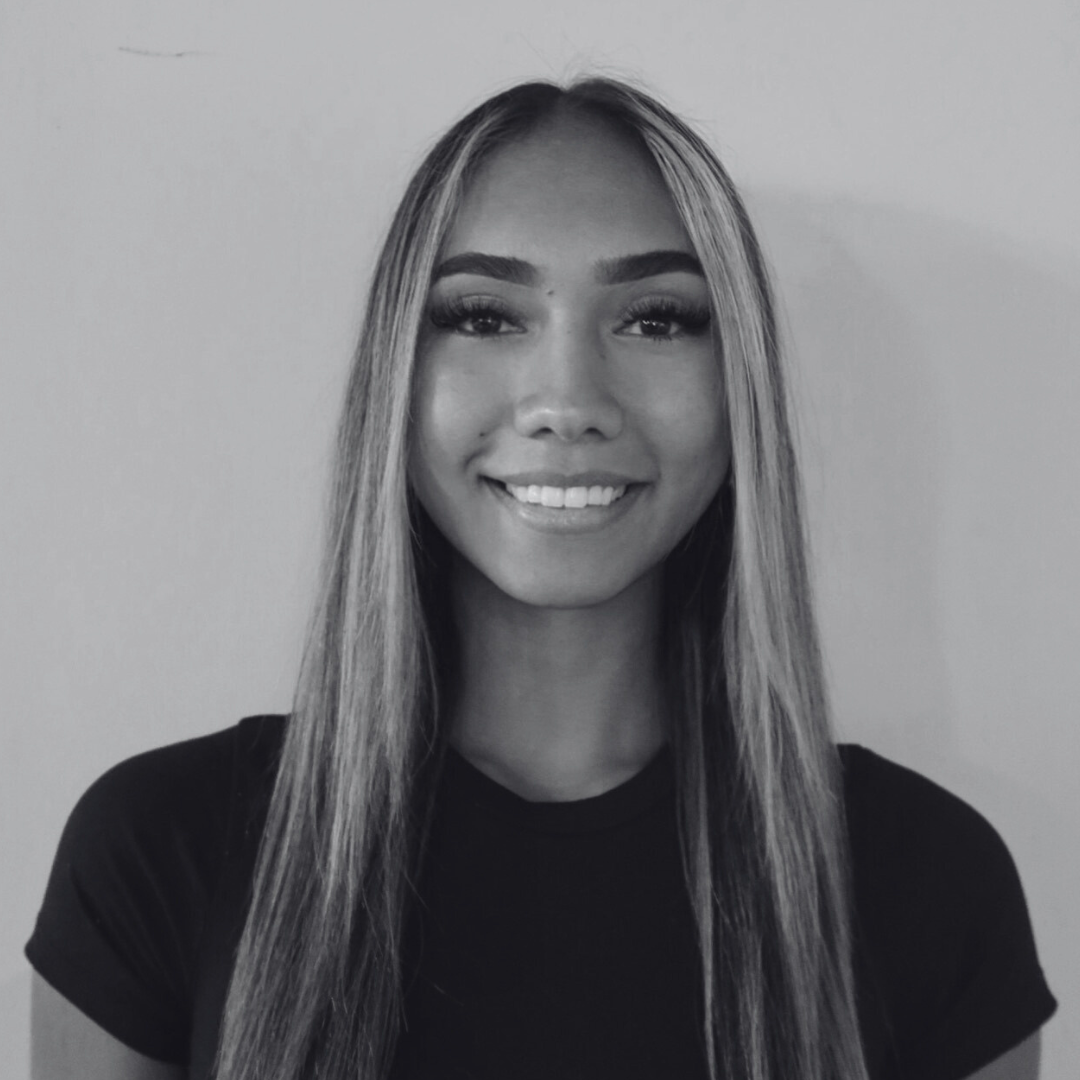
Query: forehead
440,113,693,260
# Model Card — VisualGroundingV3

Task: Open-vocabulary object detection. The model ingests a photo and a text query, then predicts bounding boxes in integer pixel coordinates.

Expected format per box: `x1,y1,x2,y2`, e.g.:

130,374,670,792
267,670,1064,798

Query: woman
28,77,1056,1080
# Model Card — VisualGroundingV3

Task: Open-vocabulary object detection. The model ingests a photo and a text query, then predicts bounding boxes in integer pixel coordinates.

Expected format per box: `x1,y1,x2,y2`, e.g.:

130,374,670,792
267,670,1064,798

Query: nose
512,322,623,442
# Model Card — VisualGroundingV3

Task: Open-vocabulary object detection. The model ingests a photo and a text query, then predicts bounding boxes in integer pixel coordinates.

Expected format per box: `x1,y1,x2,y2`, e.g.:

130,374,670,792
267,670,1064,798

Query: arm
31,974,186,1080
962,1031,1041,1080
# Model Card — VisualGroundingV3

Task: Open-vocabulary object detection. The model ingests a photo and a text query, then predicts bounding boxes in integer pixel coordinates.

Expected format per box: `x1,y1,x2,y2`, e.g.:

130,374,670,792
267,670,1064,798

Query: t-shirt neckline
442,743,674,834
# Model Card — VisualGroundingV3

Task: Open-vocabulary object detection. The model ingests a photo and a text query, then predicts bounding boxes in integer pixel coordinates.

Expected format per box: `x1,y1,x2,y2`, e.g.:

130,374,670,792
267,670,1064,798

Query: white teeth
503,482,629,507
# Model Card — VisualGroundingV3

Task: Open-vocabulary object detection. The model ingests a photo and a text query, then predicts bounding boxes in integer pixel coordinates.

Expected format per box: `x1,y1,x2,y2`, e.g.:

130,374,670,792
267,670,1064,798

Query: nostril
513,399,623,443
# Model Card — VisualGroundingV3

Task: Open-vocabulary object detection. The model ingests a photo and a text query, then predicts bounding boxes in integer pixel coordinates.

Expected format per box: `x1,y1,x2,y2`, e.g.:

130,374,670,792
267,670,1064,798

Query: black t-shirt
26,715,1057,1079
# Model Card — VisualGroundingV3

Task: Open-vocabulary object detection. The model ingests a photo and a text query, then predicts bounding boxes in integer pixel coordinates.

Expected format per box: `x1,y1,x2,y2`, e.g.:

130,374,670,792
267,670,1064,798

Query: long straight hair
214,77,869,1080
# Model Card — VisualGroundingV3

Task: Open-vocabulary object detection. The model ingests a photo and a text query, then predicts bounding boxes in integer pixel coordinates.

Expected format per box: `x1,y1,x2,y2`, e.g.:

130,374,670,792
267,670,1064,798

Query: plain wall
2,1,1077,1076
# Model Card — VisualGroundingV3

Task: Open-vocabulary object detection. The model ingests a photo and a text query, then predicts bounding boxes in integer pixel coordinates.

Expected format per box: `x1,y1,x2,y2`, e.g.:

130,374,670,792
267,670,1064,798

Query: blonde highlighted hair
214,77,869,1080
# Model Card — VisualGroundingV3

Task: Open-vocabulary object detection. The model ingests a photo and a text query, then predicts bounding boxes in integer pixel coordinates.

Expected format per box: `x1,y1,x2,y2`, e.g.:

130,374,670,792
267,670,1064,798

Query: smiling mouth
496,481,629,509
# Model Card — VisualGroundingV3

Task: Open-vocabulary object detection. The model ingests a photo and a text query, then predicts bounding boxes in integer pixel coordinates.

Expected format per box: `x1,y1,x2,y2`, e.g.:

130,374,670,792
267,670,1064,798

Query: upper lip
489,471,643,488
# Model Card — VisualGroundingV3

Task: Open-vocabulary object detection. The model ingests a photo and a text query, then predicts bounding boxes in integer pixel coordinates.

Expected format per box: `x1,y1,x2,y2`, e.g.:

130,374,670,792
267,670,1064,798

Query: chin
490,563,651,611
506,585,618,610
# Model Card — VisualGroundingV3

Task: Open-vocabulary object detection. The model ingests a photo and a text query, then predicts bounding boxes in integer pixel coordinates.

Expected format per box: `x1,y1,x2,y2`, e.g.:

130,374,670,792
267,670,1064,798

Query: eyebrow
431,253,537,285
430,249,704,286
595,250,704,284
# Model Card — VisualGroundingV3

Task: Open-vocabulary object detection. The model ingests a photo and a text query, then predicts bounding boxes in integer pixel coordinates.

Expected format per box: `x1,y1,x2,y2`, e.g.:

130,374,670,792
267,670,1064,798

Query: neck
448,557,667,801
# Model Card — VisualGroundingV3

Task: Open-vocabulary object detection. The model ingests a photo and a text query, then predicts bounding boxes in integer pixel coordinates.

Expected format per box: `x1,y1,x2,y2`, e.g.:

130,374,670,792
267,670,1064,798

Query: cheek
647,359,730,488
643,388,730,546
409,351,503,497
684,397,731,481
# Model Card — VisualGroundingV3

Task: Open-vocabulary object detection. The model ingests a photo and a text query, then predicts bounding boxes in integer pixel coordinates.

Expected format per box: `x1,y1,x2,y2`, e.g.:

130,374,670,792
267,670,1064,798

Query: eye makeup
618,296,711,341
428,292,711,342
429,295,523,337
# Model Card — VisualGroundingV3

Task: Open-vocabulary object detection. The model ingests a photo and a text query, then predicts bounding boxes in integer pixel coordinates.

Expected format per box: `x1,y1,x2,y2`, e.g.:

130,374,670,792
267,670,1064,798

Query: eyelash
429,296,521,337
619,297,711,341
428,296,712,342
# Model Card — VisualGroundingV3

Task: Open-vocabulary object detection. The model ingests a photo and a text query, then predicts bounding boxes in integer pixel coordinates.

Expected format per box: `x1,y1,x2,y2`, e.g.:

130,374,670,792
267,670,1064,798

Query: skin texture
412,115,729,612
969,1033,1042,1080
31,973,185,1080
410,112,731,798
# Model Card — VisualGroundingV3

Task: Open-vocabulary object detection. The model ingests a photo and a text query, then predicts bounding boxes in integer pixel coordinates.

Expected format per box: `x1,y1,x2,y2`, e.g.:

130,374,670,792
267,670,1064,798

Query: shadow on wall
748,189,1080,757
750,189,955,751
748,192,1080,1079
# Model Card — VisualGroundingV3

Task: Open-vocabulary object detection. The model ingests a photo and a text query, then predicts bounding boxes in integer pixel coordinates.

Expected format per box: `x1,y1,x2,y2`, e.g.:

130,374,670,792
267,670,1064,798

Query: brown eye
429,297,523,338
638,316,676,337
619,298,711,342
464,312,508,336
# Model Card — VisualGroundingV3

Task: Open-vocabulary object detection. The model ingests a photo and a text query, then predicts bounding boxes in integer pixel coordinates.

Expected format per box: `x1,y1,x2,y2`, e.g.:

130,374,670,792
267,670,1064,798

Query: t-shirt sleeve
842,745,1057,1080
931,811,1057,1079
25,730,235,1063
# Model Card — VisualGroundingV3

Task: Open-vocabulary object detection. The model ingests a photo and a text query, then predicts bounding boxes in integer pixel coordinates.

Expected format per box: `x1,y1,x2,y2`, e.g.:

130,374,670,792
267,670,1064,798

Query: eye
429,296,523,338
618,297,711,342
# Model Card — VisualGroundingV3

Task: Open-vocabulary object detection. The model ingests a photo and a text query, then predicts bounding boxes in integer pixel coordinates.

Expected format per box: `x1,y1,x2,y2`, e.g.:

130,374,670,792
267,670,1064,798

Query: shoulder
837,744,1035,942
26,715,287,1062
60,713,286,862
837,744,1057,1079
837,743,1012,882
837,741,1030,965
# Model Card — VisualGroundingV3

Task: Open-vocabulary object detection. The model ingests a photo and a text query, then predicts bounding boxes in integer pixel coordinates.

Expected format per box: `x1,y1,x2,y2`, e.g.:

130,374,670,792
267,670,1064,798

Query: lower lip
483,478,643,534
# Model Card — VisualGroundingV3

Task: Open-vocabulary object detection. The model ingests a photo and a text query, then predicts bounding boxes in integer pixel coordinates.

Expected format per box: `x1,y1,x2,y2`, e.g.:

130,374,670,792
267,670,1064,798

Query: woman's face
410,113,731,609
